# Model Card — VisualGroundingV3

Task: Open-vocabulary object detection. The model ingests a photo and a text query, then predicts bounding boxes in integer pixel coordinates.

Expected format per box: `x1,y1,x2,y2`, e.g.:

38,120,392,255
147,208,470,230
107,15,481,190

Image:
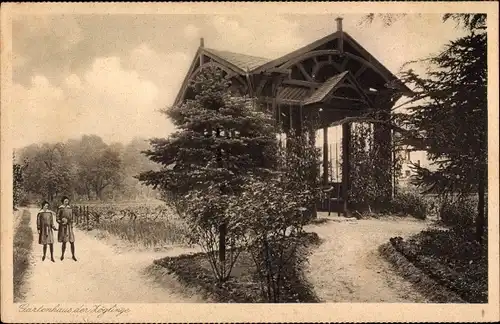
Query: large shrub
438,196,477,228
228,132,321,302
391,189,429,219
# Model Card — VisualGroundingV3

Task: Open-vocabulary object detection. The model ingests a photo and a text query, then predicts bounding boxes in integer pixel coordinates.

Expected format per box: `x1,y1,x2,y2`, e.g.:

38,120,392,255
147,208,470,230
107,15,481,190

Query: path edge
378,242,466,303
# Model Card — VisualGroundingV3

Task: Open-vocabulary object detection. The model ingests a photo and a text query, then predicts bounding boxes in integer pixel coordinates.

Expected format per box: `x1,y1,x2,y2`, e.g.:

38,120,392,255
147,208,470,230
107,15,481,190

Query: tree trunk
218,223,227,263
215,126,227,269
476,167,486,244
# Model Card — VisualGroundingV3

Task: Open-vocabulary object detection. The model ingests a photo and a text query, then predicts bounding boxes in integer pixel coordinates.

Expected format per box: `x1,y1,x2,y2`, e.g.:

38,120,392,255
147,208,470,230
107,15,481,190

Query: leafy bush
230,177,310,302
227,133,321,302
390,189,429,219
438,197,477,228
183,187,245,282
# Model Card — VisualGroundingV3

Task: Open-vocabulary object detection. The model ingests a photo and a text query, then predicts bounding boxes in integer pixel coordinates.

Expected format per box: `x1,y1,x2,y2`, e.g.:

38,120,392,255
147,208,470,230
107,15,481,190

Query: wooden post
342,122,351,216
86,206,89,229
306,121,318,219
323,125,329,185
272,98,278,127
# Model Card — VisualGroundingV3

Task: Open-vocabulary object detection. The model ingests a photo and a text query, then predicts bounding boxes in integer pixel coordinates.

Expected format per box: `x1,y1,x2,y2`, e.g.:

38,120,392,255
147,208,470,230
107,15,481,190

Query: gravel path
24,208,203,303
23,207,433,303
304,215,432,303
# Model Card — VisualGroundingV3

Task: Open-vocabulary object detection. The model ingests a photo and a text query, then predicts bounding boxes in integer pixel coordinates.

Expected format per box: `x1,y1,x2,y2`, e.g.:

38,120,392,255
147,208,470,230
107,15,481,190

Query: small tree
139,66,277,281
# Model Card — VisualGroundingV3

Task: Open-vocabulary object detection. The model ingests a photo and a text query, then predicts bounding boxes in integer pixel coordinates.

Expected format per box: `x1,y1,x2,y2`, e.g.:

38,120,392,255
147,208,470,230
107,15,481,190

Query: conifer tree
139,66,278,279
397,14,487,242
362,14,487,242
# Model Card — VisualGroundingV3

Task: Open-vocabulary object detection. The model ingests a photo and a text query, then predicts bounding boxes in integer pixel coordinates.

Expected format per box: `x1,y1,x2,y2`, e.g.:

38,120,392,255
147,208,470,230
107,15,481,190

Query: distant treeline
14,135,160,204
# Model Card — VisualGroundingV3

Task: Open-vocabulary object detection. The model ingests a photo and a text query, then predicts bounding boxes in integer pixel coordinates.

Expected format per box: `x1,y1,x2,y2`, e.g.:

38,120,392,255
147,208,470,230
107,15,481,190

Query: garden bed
153,232,321,303
382,228,487,303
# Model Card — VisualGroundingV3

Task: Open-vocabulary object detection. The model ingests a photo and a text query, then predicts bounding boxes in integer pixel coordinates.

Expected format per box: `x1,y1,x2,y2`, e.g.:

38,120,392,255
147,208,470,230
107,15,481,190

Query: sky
11,13,466,149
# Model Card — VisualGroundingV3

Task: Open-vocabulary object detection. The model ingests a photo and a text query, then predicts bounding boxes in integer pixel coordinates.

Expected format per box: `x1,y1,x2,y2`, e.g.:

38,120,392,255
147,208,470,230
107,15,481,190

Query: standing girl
36,201,57,262
57,196,77,261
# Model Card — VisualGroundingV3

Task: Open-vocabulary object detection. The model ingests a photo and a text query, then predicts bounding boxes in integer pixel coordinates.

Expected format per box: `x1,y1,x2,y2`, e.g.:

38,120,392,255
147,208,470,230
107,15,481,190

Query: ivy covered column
341,122,351,216
372,90,397,208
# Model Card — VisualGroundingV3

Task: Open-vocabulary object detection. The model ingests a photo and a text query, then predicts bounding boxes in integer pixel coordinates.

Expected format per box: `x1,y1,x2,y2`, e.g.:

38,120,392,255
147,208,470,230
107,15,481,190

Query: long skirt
39,225,54,245
58,224,75,243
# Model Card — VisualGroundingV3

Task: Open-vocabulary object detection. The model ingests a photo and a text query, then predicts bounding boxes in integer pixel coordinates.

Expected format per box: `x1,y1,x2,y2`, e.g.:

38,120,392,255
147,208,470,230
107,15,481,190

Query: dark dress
57,205,75,243
37,211,56,245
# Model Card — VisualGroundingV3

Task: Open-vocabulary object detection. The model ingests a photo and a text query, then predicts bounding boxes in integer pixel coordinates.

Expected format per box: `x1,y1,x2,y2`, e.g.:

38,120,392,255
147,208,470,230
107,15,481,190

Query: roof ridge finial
200,37,205,48
335,16,343,32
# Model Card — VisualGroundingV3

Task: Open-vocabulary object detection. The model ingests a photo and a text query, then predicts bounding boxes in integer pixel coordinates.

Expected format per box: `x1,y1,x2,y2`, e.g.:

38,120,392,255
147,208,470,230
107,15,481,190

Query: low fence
71,204,189,246
71,205,100,230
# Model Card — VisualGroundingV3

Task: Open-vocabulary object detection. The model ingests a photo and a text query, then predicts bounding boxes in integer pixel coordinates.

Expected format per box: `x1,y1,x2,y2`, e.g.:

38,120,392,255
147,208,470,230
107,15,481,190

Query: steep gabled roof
173,47,272,106
174,26,411,105
204,48,272,72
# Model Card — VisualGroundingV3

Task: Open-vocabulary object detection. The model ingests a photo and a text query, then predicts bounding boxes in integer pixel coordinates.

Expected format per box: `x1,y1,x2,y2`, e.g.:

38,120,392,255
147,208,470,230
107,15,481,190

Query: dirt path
304,215,433,303
24,208,204,303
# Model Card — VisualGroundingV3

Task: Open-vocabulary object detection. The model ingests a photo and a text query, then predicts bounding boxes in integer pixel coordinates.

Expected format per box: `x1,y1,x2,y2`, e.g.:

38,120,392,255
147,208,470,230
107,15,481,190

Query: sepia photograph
1,1,499,323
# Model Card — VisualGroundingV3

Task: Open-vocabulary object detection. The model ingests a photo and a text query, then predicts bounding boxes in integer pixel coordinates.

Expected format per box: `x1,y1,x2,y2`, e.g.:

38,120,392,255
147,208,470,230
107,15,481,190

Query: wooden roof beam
282,79,321,88
297,62,314,82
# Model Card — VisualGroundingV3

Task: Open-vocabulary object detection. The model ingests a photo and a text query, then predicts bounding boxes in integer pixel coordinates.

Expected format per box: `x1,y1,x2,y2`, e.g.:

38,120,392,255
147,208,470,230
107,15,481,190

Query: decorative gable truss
174,21,411,108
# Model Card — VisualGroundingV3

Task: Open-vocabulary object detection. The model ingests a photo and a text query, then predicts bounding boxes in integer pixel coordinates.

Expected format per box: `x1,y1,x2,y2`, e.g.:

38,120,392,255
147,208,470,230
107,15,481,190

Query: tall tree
139,66,277,280
364,14,488,242
21,143,73,202
89,148,124,200
121,137,161,200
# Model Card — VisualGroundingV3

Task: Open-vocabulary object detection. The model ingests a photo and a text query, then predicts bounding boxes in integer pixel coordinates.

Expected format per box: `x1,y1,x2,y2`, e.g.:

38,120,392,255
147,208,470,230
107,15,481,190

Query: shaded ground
304,214,434,302
23,208,204,303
